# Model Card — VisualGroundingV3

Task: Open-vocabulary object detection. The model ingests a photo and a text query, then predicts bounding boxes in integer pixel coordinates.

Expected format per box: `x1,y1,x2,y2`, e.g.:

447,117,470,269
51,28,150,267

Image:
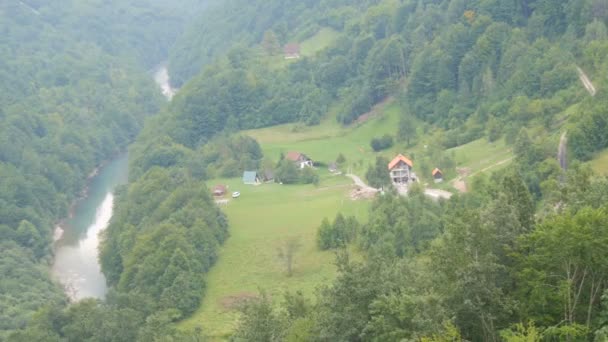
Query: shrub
370,135,394,151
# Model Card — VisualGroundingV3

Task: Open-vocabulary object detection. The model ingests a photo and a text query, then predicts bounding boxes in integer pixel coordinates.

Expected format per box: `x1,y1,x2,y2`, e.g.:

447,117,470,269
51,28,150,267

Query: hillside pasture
179,174,370,338
590,149,608,176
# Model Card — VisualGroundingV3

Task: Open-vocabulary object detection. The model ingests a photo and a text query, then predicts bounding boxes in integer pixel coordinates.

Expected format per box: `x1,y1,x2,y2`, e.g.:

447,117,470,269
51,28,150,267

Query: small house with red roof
213,184,227,196
388,154,415,185
432,168,443,183
285,151,313,169
284,44,301,59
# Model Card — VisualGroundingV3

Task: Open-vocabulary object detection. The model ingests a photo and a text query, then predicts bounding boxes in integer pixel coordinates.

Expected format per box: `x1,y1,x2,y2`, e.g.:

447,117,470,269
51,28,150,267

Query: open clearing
179,174,370,338
590,149,608,176
245,101,410,176
182,101,516,338
446,137,514,191
300,27,339,57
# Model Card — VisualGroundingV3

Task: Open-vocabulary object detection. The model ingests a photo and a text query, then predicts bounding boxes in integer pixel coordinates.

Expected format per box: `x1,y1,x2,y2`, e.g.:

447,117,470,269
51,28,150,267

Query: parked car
232,191,241,198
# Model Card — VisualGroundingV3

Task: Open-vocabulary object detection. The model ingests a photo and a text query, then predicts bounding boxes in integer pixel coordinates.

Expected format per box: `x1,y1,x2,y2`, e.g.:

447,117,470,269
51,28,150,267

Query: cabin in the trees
212,184,227,196
432,168,443,183
284,43,301,59
388,154,415,185
242,171,260,185
285,151,313,169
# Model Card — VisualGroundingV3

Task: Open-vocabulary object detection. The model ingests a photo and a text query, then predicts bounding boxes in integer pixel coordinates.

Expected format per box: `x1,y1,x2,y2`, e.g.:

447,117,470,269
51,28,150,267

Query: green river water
51,153,129,300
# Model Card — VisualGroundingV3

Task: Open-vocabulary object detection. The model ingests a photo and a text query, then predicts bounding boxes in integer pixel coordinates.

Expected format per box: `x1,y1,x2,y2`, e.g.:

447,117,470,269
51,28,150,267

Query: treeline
163,0,608,164
169,0,378,86
0,0,210,338
100,168,229,320
236,168,608,341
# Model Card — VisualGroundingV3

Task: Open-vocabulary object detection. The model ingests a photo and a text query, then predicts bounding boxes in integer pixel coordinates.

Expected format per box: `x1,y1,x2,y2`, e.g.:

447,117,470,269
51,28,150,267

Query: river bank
51,65,176,301
51,154,129,301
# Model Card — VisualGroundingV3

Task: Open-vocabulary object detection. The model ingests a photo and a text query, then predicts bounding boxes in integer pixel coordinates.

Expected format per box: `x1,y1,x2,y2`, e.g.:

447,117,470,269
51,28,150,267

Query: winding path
346,174,378,193
346,174,452,200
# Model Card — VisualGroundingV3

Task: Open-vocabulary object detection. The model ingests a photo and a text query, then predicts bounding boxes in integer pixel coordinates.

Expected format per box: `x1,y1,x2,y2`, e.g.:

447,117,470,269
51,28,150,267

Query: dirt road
346,174,452,200
577,66,597,96
346,174,378,192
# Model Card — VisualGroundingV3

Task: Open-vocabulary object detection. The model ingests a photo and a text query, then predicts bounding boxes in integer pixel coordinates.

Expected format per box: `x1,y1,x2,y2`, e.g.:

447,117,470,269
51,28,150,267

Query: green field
267,27,340,69
179,173,370,338
448,138,513,175
180,100,518,338
245,100,413,176
300,27,340,57
590,149,608,176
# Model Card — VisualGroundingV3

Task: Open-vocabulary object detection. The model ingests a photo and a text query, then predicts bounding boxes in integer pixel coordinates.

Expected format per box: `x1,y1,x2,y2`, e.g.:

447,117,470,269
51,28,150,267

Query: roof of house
388,154,413,170
284,43,300,55
329,162,338,170
432,168,443,176
242,171,258,183
213,184,227,192
285,151,307,162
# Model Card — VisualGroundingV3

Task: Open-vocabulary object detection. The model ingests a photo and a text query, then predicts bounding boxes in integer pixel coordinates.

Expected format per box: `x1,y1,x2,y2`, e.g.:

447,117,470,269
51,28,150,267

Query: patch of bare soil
220,292,258,311
452,179,468,193
350,187,377,200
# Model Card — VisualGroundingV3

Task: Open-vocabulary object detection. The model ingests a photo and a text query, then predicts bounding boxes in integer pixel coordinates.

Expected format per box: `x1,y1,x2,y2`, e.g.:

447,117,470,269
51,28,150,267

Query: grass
245,100,410,176
300,27,339,57
179,173,370,339
180,99,517,338
448,138,514,175
265,27,340,70
589,149,608,176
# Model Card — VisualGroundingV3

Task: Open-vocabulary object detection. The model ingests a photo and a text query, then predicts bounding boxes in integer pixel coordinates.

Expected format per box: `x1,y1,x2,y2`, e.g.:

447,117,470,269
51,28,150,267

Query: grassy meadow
590,149,608,176
179,173,370,338
245,100,412,176
300,27,339,57
181,93,517,338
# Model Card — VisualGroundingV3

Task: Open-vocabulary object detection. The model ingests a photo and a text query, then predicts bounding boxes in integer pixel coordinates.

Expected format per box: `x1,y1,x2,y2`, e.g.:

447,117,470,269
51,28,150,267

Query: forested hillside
127,0,608,340
0,0,207,339
6,0,608,340
152,0,608,194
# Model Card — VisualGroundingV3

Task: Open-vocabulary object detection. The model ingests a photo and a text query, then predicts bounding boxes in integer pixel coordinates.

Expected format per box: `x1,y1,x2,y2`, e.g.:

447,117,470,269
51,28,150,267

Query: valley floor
180,101,516,338
179,175,369,337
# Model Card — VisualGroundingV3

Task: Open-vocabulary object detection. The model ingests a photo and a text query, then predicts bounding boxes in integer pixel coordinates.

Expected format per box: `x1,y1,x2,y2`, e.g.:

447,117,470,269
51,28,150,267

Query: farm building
285,151,313,169
388,154,416,185
284,43,301,59
242,171,260,185
212,184,227,196
432,168,444,183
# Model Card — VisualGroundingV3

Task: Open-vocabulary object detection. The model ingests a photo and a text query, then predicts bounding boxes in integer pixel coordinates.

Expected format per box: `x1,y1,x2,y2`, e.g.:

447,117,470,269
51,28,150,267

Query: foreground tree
233,292,285,342
515,207,608,336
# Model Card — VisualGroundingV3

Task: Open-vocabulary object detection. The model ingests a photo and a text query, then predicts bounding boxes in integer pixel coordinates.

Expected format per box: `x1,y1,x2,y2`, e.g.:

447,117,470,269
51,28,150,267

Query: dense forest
5,0,608,341
0,0,207,339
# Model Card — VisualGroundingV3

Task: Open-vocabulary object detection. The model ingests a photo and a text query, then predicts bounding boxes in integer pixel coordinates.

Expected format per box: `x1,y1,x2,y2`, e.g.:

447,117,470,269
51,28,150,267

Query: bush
276,160,319,185
276,160,300,184
301,167,319,185
370,135,394,152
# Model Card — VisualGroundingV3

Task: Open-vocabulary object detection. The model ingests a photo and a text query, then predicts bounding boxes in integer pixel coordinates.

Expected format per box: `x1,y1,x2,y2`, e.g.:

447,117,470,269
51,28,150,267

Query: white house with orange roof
388,154,416,185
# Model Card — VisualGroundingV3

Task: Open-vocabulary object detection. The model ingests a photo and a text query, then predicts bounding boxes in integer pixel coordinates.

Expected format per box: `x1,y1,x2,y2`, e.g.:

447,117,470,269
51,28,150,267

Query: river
51,65,175,301
51,154,128,301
